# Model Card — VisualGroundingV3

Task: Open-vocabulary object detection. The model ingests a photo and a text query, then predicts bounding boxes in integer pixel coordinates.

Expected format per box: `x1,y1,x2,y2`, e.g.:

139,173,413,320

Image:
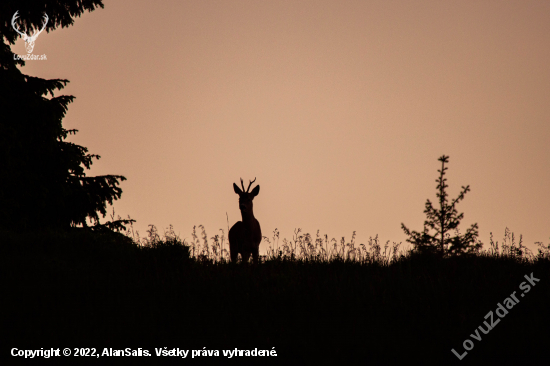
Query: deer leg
252,246,259,265
241,251,251,264
230,246,238,263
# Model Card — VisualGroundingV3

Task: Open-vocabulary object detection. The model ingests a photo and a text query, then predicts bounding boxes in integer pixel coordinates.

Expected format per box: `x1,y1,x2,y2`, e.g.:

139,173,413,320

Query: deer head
11,11,49,54
233,177,260,216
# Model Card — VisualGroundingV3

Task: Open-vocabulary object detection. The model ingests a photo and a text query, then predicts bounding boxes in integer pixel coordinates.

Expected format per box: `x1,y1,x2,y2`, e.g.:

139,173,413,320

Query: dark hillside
2,230,549,365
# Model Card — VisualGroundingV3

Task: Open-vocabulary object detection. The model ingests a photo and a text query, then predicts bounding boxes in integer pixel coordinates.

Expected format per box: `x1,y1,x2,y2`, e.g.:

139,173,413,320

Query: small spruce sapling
401,155,482,256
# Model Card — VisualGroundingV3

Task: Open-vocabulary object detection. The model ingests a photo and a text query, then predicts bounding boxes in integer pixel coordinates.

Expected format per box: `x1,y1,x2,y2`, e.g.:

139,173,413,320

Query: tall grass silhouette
123,221,549,265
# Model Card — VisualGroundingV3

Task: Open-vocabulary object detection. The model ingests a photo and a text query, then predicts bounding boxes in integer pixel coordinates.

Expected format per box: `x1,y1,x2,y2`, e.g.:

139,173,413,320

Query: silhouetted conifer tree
0,1,133,231
401,155,482,256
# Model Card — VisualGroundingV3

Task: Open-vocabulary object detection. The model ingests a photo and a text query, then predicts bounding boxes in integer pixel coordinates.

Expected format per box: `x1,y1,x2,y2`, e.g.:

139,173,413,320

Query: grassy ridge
2,227,549,365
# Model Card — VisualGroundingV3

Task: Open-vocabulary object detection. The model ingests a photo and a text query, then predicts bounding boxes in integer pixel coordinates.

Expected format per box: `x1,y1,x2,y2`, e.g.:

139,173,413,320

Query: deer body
229,178,261,264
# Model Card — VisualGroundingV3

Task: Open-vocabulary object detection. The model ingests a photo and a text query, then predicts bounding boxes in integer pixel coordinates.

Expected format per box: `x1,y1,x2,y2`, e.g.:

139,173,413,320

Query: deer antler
240,178,245,192
246,177,257,193
11,11,28,38
30,13,49,41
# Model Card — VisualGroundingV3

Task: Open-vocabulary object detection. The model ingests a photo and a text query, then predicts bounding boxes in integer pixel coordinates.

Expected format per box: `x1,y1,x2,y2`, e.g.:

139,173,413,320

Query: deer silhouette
229,178,261,264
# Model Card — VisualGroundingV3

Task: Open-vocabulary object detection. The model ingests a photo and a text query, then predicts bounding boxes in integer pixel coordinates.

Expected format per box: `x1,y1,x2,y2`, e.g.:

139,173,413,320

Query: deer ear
233,183,243,195
250,185,260,197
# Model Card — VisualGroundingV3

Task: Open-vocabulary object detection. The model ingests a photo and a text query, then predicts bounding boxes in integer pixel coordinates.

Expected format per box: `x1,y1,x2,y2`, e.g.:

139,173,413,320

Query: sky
14,0,550,255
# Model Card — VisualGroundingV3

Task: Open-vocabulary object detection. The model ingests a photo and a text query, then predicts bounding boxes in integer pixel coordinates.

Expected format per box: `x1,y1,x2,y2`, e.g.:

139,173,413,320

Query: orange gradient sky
15,0,550,254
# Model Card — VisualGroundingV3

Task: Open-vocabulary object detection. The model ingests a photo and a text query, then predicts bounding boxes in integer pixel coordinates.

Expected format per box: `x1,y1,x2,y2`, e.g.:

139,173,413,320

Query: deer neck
240,209,255,223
